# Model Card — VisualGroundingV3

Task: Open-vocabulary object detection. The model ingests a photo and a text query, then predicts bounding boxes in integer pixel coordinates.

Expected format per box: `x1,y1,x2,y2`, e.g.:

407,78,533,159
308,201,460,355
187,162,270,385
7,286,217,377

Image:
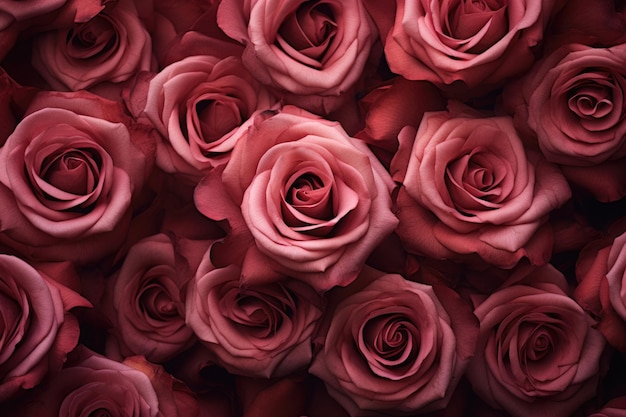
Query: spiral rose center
139,281,181,321
229,285,296,338
195,99,242,144
67,15,117,59
445,0,508,53
277,1,337,66
568,83,614,119
363,314,418,367
282,172,335,236
41,149,101,197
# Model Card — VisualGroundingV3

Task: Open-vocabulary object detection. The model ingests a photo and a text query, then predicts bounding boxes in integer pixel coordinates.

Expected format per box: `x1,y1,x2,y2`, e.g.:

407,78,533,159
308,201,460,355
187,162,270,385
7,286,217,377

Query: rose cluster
0,0,625,416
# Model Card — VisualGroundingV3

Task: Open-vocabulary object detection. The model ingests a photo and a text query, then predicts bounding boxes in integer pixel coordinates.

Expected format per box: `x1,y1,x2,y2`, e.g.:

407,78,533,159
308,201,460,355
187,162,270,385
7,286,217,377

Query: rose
142,55,277,178
0,255,89,401
185,253,323,378
390,105,571,268
31,0,152,91
468,265,606,417
103,233,205,363
309,267,478,416
0,91,150,263
589,396,626,417
575,228,626,352
504,43,626,202
216,0,376,113
5,350,198,417
363,0,562,92
0,0,67,30
194,105,398,292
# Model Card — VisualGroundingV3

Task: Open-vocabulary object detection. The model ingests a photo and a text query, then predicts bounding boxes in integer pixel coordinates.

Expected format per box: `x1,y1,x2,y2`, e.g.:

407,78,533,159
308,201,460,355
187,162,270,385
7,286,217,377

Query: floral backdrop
0,0,625,416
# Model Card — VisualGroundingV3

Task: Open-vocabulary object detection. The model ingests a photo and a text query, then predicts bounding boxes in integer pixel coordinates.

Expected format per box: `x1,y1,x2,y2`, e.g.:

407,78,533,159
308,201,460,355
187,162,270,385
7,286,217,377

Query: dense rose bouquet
0,0,625,416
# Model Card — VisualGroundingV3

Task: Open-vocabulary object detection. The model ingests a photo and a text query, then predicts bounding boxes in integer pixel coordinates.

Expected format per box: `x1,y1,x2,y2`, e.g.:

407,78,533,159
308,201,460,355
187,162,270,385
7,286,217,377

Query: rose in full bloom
185,253,323,378
575,228,626,352
504,43,626,202
0,91,151,263
142,55,277,178
103,233,207,363
390,105,571,268
468,265,606,417
216,0,376,113
5,349,200,417
194,105,398,292
363,0,562,92
309,267,478,416
32,0,152,91
0,255,89,401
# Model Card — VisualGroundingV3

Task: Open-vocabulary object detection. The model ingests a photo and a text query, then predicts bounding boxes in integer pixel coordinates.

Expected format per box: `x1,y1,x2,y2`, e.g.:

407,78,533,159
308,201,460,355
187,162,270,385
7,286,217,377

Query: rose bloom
0,92,150,263
575,229,626,352
104,233,204,363
309,267,478,416
505,43,626,202
216,0,376,113
363,0,562,91
194,105,398,292
390,106,571,268
32,0,152,91
468,265,606,417
142,55,277,178
186,253,323,378
0,255,89,401
4,350,199,417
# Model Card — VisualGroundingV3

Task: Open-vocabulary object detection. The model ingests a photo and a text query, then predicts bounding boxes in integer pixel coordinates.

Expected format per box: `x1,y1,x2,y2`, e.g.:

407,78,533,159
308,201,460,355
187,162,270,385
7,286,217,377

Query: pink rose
0,91,151,263
185,254,323,378
575,228,626,352
103,233,208,363
504,43,626,202
0,255,89,401
141,55,277,178
468,265,606,417
194,105,398,292
5,349,197,417
32,0,153,91
364,0,562,92
309,267,478,416
390,105,571,268
216,0,376,113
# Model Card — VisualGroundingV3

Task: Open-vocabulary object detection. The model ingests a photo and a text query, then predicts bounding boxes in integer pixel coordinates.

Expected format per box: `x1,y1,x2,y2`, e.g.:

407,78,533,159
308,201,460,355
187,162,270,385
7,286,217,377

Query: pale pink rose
216,0,376,113
103,233,208,363
0,255,90,401
390,105,571,268
185,253,323,378
364,0,562,92
194,106,398,292
142,55,277,178
309,267,478,416
0,91,150,263
468,265,606,417
4,350,187,417
32,0,152,91
504,43,626,202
